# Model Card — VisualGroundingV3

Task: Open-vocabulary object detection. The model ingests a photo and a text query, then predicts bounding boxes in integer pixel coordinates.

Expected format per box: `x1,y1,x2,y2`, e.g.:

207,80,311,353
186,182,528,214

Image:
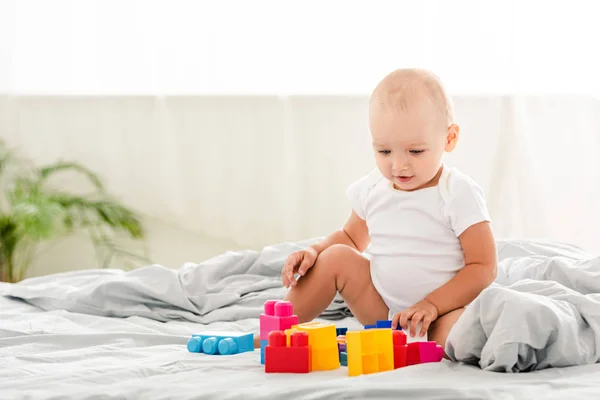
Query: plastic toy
346,328,394,376
340,351,348,366
406,341,444,365
187,331,254,355
260,339,268,364
393,330,407,368
265,331,311,373
259,300,299,364
336,327,348,336
292,322,340,371
364,320,393,330
337,335,346,362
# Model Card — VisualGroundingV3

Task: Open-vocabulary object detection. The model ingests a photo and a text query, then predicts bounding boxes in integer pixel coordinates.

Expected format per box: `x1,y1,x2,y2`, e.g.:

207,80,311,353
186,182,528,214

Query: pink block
278,315,298,331
436,345,444,361
418,342,443,363
260,300,299,340
263,300,278,316
260,314,281,340
274,301,293,317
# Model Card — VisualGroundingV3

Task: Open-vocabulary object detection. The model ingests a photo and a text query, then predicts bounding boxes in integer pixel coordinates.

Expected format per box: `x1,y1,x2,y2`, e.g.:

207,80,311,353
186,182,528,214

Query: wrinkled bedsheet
1,239,600,399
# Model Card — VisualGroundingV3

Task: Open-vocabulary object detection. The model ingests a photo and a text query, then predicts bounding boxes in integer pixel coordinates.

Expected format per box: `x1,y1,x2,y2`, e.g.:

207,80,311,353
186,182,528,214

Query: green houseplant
0,139,148,283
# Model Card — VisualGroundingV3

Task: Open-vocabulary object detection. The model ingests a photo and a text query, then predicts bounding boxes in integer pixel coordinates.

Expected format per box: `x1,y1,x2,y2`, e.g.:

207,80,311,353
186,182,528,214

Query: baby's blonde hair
370,68,454,126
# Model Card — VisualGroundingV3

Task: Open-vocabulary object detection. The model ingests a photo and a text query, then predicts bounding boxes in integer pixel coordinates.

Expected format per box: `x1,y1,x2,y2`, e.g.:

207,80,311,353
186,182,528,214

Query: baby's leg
283,244,389,325
428,307,465,359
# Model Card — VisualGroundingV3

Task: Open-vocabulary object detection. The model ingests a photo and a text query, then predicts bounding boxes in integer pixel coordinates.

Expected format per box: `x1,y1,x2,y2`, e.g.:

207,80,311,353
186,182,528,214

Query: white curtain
1,0,599,275
2,95,599,258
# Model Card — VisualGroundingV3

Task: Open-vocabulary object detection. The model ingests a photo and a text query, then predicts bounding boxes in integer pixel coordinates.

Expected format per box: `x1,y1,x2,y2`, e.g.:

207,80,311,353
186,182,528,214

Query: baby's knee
319,244,355,262
317,244,362,275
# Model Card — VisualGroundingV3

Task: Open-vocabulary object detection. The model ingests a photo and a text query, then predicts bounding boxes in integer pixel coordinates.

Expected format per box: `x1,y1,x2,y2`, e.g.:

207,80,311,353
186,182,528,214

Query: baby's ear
445,124,460,152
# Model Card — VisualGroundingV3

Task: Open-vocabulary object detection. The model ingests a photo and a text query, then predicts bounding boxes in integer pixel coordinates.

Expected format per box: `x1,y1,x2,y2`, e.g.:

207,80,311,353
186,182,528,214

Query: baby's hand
392,299,439,337
281,247,318,288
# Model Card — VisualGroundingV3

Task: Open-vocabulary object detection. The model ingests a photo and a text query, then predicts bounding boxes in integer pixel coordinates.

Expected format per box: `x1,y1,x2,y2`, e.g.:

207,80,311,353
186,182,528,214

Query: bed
1,239,599,399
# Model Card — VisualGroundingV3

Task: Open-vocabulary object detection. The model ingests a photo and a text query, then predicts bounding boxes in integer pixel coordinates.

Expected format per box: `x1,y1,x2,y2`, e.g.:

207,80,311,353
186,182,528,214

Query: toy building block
265,331,311,373
293,322,340,370
337,335,346,361
364,324,377,329
340,351,348,366
337,336,346,352
346,328,394,377
376,320,392,329
260,339,268,364
393,330,407,369
260,300,299,341
407,341,444,365
259,300,299,364
187,331,254,355
336,327,348,336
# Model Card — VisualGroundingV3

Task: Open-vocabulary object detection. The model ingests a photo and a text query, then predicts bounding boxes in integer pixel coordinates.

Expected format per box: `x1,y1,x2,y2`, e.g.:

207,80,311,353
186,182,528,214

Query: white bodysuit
346,164,491,316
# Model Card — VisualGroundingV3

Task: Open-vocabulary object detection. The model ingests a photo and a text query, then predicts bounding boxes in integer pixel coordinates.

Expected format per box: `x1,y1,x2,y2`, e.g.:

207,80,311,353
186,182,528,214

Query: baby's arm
313,210,370,254
282,210,370,287
424,220,497,316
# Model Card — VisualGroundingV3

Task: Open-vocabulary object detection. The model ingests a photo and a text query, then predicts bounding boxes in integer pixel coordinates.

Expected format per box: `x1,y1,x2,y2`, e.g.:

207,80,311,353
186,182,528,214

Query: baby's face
370,102,455,191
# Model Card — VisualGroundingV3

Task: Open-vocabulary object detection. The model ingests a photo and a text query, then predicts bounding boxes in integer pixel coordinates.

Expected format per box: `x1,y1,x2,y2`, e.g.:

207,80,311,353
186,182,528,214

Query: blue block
340,352,348,367
376,320,392,329
336,327,348,336
260,339,268,365
187,331,254,355
364,324,377,330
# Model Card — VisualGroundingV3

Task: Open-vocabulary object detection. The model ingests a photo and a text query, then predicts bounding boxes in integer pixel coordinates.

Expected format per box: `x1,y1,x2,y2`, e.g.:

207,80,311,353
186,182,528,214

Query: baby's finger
281,261,292,287
399,310,413,331
282,255,298,287
392,313,401,329
281,270,289,288
410,312,424,337
297,255,313,276
420,316,433,337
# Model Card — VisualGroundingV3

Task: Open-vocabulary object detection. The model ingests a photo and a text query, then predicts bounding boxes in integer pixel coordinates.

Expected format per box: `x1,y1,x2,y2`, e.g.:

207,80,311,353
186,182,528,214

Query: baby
281,68,497,347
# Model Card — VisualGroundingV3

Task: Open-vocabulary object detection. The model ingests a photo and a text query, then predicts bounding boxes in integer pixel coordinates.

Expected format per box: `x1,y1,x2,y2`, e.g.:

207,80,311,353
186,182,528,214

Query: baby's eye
410,150,425,155
378,150,391,155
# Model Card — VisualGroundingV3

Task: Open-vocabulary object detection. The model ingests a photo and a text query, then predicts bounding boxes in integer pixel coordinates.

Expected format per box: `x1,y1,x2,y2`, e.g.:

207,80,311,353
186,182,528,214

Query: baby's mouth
395,175,414,183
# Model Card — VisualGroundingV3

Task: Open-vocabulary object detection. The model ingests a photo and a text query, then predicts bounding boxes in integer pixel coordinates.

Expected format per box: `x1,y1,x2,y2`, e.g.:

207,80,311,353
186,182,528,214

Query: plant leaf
39,162,105,192
48,193,144,239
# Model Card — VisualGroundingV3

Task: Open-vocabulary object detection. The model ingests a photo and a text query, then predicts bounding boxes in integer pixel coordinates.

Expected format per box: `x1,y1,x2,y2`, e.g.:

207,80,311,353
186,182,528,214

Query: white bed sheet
2,285,600,400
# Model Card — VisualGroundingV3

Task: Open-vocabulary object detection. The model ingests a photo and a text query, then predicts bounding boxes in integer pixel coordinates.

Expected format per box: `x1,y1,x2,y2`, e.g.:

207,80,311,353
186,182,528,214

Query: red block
265,331,312,373
406,342,421,366
393,330,407,369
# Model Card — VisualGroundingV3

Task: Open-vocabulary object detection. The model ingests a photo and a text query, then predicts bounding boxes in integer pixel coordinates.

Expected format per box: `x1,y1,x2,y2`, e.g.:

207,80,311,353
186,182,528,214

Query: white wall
2,94,599,278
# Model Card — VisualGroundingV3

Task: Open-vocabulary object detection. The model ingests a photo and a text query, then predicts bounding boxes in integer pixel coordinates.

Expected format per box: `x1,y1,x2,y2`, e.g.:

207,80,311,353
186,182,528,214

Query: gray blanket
446,240,600,372
3,238,348,324
4,238,600,373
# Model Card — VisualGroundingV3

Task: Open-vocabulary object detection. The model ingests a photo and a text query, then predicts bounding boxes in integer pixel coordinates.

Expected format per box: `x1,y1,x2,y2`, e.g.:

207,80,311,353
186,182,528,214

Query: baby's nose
392,159,410,172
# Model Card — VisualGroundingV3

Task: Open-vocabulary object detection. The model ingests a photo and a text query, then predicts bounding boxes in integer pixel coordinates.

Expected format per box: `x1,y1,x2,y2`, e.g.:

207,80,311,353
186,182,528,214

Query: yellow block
373,328,394,372
346,329,393,376
346,331,363,377
293,322,340,370
293,322,337,350
312,347,340,370
284,328,299,346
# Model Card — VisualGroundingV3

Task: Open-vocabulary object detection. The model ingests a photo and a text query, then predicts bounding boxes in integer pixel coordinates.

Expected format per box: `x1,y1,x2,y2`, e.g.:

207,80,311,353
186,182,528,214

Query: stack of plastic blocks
344,319,444,376
186,331,254,355
337,334,347,366
265,330,312,373
259,300,299,364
